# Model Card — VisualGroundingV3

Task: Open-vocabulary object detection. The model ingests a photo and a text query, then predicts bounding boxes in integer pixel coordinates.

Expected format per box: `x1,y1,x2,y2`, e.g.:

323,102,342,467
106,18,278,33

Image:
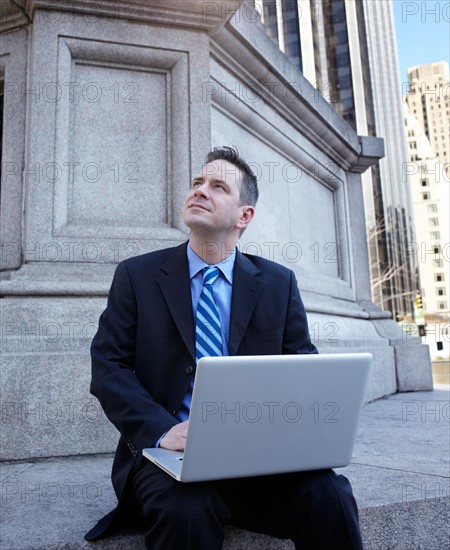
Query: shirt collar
187,243,236,285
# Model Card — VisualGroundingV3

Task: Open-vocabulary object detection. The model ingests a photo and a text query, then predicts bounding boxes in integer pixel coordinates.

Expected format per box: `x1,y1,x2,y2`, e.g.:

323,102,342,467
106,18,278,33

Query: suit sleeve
283,271,318,355
90,261,178,455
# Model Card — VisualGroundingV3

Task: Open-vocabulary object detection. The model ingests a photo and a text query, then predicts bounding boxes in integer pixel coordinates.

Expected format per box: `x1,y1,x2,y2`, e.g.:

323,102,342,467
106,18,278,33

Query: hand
160,421,189,451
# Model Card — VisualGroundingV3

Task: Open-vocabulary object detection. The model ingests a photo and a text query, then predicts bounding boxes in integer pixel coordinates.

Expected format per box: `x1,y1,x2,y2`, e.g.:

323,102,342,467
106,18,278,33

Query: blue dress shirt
155,244,236,445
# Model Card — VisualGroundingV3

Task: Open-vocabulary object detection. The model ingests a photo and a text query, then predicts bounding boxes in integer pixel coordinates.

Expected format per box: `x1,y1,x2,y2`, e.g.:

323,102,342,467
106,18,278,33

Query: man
85,146,363,549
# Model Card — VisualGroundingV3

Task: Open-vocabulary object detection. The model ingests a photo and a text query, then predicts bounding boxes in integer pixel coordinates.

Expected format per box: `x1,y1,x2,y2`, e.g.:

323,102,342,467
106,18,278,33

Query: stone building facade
0,0,431,462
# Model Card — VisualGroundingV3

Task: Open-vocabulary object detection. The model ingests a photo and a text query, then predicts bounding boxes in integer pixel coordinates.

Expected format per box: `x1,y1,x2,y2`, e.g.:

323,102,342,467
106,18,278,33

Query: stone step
1,389,449,550
433,373,450,384
432,361,450,385
432,361,450,374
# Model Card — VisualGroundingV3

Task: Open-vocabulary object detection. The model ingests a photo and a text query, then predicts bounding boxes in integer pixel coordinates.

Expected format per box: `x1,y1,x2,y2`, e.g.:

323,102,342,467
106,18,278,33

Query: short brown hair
204,146,259,207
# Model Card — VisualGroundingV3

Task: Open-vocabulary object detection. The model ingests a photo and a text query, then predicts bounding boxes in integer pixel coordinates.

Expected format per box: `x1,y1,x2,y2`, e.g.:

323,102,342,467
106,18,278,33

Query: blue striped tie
177,267,223,420
196,267,223,362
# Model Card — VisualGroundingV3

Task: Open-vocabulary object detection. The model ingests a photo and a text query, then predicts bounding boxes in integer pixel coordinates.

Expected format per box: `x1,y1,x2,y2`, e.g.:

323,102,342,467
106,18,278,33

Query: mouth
188,203,209,211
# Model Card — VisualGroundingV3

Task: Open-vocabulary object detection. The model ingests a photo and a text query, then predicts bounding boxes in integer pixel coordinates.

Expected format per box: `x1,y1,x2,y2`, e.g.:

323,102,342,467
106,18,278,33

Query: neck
189,234,237,264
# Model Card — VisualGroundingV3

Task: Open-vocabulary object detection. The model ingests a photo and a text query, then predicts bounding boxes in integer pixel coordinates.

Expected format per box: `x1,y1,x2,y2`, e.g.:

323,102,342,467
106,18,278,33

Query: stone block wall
0,1,432,461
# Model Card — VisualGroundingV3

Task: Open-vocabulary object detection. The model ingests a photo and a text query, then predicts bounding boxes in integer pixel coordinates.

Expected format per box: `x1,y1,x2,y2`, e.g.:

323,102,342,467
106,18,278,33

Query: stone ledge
1,456,448,550
1,389,448,550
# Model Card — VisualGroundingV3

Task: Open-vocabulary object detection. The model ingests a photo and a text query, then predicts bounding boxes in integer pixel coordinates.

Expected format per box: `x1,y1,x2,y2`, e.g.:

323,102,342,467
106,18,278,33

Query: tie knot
203,266,220,286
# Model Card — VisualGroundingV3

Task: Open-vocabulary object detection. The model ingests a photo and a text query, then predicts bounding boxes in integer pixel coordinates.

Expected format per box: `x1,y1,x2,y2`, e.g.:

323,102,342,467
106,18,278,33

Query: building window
438,302,446,310
436,288,446,296
281,0,302,71
0,78,3,189
422,192,430,200
430,231,440,240
421,179,428,186
322,0,356,129
427,204,437,212
433,259,443,268
428,217,438,226
261,0,279,46
435,273,444,282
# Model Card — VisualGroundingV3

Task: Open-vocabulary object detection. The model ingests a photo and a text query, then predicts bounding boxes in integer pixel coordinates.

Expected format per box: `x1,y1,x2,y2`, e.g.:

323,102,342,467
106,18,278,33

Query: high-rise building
405,62,450,178
253,0,418,319
404,107,449,319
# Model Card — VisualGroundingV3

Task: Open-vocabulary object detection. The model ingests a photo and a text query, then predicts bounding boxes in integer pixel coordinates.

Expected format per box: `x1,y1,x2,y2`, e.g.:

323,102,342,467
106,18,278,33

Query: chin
184,213,204,229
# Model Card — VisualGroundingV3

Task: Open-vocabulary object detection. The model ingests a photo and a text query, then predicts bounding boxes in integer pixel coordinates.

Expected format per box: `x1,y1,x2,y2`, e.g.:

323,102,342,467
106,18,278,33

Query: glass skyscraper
253,0,418,319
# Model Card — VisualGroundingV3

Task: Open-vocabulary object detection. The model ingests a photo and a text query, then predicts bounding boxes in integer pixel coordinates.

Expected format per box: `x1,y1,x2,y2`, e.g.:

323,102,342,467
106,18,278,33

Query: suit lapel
157,244,263,360
157,242,196,362
229,250,263,355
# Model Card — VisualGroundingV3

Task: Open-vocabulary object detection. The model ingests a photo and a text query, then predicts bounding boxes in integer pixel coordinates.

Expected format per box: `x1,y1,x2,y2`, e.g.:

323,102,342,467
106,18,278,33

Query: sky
393,0,450,81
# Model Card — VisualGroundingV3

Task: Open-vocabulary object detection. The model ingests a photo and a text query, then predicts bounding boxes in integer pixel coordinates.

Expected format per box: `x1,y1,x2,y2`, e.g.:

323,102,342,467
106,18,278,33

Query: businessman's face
183,160,253,238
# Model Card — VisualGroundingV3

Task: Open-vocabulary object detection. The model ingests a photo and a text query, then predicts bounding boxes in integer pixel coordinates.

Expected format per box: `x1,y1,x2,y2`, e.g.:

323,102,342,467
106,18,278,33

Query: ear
235,206,255,230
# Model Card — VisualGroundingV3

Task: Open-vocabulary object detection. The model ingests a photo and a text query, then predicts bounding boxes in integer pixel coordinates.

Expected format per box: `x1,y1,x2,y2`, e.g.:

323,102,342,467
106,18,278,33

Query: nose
193,182,209,198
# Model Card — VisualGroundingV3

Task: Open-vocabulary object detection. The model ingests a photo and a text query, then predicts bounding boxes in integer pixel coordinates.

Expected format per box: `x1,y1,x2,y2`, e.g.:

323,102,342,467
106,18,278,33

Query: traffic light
415,294,423,310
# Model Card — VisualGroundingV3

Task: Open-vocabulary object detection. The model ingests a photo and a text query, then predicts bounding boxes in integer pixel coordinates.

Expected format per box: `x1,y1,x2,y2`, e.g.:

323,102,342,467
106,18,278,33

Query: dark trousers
129,459,364,550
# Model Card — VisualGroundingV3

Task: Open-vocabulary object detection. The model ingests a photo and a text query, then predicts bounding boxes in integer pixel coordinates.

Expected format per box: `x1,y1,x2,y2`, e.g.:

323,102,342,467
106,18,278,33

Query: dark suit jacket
85,242,317,540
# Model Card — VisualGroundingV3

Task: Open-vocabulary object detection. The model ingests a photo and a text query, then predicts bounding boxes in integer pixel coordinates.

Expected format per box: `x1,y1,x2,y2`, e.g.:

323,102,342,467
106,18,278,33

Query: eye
192,180,202,188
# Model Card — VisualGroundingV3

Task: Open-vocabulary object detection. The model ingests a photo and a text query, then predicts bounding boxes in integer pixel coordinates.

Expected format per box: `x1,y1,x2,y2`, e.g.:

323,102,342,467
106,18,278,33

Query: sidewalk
1,388,449,550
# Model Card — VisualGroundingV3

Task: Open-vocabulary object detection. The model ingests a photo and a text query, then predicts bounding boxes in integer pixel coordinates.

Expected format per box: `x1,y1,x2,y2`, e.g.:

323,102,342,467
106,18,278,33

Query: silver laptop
143,353,371,482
